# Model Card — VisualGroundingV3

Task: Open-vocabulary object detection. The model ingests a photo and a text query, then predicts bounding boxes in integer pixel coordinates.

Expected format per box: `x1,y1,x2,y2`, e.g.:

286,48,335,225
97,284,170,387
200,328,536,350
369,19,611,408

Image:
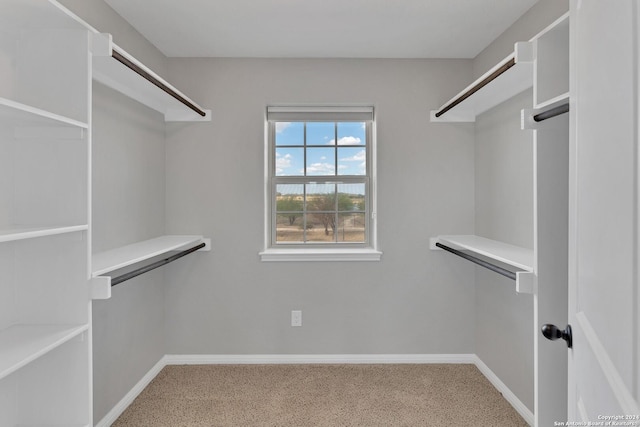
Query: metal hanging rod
434,58,516,118
111,49,207,117
435,242,517,281
111,242,206,287
533,102,569,122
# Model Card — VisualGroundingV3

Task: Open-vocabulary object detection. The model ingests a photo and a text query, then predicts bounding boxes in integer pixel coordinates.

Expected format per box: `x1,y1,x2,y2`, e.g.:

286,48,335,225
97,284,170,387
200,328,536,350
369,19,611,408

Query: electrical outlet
291,310,302,327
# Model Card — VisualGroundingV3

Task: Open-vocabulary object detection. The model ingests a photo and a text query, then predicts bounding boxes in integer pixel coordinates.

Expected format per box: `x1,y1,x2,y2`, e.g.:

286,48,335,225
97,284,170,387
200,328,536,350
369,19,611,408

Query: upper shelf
92,35,211,122
431,42,534,122
92,235,208,277
431,12,569,123
3,0,210,123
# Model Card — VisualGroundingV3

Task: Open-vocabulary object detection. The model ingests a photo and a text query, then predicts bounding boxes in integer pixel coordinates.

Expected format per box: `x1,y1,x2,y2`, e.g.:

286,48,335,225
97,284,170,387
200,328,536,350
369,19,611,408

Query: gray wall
56,0,169,423
471,0,570,413
163,58,477,355
474,90,535,411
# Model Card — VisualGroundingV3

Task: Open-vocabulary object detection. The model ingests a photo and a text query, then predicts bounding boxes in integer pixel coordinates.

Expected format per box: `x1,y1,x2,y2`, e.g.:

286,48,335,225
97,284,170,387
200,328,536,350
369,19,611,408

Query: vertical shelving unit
0,0,92,425
525,12,571,427
1,0,210,423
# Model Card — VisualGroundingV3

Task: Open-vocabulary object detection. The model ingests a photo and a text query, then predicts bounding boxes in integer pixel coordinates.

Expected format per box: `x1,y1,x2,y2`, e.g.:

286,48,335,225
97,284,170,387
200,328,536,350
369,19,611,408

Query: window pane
276,184,304,212
276,214,304,243
306,147,335,176
306,122,335,145
338,147,366,176
275,147,303,176
306,182,335,211
337,122,366,146
275,184,304,243
337,183,366,211
337,213,365,243
305,213,336,243
275,122,303,146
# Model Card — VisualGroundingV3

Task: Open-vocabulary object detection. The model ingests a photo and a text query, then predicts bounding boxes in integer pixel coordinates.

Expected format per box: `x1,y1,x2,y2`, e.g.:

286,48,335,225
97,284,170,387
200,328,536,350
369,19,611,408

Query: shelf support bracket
516,271,536,294
90,276,112,300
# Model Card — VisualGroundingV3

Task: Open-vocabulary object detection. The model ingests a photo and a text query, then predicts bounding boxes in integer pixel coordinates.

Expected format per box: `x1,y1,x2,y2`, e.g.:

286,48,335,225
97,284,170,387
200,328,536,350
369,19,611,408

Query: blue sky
275,122,366,176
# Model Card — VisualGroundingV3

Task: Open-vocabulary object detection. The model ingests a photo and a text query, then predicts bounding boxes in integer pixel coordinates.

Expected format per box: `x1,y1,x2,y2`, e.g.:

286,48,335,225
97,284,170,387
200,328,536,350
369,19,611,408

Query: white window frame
260,106,381,262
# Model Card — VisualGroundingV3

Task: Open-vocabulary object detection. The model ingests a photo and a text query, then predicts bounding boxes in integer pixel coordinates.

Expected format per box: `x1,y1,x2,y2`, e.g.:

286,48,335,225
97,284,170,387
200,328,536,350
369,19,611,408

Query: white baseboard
473,355,534,426
164,353,476,365
97,353,532,426
94,356,167,427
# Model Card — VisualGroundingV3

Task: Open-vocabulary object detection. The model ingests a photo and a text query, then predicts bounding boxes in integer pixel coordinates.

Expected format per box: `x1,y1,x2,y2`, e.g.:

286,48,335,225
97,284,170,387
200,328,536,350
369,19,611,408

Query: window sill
259,247,382,262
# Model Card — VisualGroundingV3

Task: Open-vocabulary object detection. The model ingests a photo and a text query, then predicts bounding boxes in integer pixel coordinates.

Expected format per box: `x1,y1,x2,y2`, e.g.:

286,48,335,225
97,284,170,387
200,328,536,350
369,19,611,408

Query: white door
568,0,640,422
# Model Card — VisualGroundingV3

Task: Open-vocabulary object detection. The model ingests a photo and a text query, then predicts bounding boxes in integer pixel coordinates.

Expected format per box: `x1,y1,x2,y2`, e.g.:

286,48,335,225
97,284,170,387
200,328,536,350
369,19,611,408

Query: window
261,106,381,261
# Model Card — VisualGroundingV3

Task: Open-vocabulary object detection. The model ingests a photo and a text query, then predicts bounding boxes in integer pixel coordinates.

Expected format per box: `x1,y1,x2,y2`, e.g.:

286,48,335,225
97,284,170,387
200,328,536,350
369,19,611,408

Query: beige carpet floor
113,364,528,426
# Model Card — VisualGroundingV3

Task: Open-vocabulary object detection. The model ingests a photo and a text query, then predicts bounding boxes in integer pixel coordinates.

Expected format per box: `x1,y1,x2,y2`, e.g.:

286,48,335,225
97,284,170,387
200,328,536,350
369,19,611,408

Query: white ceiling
104,0,538,58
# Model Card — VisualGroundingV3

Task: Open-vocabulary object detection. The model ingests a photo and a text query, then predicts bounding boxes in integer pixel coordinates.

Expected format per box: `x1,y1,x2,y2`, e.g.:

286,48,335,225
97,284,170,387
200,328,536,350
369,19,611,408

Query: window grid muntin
270,120,370,247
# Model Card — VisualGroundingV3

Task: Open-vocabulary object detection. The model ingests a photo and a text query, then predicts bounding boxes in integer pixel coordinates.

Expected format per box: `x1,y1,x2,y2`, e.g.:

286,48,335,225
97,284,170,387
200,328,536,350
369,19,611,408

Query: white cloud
306,162,335,175
327,136,362,145
275,152,293,174
339,150,366,162
275,122,292,133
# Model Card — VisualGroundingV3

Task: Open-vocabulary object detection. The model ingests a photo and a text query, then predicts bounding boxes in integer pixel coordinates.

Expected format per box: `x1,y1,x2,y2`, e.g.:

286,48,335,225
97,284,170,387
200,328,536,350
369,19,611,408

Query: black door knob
541,324,572,348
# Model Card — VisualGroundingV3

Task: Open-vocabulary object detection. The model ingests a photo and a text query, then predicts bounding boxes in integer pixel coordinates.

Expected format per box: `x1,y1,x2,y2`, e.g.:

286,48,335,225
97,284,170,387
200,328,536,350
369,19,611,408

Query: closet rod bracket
200,238,212,251
90,276,112,300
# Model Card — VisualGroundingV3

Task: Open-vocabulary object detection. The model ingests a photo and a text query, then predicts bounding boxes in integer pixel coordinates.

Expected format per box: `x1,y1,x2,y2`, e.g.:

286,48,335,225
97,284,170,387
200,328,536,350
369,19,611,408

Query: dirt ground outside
276,213,365,243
